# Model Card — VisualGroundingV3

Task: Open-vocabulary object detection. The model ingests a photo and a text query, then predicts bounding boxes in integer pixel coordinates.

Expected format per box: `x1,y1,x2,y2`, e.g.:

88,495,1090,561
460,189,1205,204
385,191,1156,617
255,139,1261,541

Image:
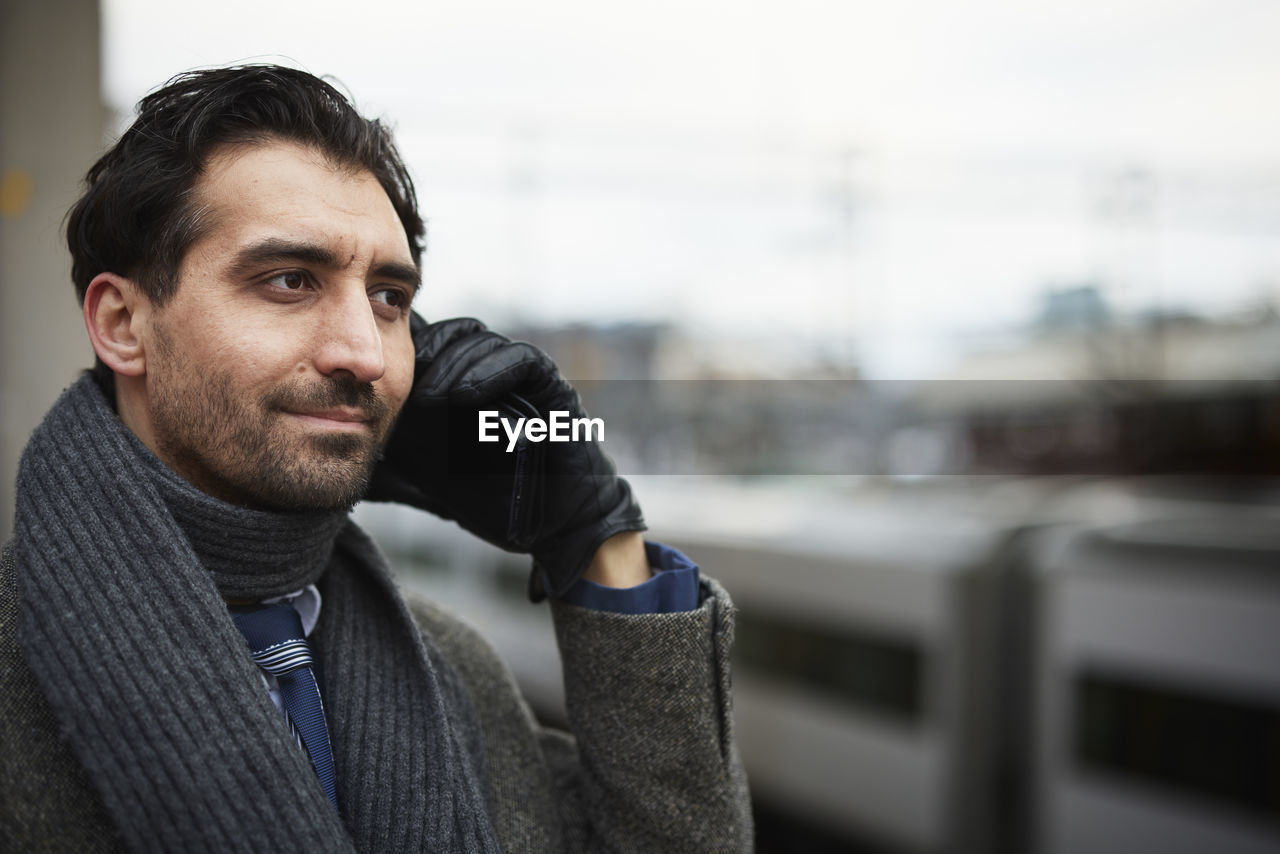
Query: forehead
188,139,413,265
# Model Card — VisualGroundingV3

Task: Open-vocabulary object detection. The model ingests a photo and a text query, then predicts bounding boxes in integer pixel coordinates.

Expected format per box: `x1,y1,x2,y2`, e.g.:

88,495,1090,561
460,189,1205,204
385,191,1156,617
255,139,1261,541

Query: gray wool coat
0,546,754,853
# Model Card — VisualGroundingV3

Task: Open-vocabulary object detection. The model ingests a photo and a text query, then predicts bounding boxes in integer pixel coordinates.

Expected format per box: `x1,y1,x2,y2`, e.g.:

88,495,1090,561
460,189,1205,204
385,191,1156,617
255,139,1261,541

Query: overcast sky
101,0,1280,376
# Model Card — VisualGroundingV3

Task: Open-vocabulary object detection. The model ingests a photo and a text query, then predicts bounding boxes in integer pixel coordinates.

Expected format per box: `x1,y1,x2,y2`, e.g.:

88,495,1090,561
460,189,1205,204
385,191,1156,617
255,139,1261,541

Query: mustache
263,376,391,423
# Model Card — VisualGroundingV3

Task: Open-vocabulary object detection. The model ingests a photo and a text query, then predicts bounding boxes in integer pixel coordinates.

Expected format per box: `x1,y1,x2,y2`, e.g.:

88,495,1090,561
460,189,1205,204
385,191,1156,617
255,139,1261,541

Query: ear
83,272,151,377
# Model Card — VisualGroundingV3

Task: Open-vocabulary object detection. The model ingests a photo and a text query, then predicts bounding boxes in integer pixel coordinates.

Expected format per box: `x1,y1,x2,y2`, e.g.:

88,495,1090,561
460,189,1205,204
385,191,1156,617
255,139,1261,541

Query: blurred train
356,475,1280,854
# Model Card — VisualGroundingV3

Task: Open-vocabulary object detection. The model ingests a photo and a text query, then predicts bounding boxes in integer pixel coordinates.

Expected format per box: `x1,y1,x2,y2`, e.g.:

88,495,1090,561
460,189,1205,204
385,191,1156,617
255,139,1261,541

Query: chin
217,448,377,514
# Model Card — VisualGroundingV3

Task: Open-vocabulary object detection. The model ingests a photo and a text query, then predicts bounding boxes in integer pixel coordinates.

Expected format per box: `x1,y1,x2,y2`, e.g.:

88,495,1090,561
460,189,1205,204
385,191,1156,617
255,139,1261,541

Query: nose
311,284,386,382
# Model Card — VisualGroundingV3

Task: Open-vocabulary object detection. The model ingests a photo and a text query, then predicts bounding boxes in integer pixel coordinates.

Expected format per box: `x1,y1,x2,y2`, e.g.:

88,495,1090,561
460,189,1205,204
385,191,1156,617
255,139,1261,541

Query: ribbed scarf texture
13,375,500,853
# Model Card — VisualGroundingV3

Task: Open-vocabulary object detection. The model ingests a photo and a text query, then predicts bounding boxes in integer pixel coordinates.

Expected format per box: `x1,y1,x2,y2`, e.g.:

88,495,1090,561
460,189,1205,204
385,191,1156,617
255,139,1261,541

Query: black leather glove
367,313,646,599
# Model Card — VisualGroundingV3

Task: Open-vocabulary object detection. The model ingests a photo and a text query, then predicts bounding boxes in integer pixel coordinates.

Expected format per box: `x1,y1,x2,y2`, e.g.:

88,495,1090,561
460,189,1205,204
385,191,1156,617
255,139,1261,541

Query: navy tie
231,603,339,810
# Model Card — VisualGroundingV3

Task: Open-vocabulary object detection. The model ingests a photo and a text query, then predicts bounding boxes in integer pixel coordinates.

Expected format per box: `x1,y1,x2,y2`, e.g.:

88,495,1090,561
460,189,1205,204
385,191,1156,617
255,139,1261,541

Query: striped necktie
231,603,339,810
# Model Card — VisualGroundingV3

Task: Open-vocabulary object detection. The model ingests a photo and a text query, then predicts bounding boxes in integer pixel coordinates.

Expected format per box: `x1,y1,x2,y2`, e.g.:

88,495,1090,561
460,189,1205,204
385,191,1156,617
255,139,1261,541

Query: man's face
137,140,418,512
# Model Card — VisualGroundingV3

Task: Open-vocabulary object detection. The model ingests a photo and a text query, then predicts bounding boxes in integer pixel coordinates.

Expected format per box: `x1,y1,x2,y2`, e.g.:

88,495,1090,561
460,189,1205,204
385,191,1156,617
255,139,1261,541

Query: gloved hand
367,313,646,599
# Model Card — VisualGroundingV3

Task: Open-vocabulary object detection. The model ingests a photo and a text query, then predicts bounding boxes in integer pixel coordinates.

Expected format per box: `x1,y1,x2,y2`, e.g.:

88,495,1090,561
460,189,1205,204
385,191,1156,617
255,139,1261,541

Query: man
0,65,751,853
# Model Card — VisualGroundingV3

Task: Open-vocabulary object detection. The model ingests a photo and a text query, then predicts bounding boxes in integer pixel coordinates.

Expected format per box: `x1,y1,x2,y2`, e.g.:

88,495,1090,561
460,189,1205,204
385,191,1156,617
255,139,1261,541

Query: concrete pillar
0,0,104,540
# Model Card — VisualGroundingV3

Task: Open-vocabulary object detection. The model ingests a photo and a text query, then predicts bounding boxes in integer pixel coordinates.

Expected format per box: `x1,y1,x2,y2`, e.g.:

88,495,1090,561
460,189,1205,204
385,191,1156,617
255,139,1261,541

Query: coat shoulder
401,588,571,852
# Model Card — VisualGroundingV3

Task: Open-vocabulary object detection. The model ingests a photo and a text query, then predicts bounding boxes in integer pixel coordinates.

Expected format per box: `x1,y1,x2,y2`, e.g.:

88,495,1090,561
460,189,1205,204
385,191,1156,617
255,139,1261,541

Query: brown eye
266,271,308,291
371,288,406,308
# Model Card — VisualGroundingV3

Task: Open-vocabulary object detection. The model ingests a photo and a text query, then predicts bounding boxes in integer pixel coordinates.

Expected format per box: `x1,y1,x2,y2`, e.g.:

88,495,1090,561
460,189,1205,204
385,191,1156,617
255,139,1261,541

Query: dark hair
66,64,425,307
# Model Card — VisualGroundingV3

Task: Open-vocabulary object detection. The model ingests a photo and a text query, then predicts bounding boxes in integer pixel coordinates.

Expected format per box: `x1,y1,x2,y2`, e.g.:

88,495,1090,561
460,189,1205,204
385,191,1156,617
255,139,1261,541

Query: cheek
383,331,416,412
206,330,289,390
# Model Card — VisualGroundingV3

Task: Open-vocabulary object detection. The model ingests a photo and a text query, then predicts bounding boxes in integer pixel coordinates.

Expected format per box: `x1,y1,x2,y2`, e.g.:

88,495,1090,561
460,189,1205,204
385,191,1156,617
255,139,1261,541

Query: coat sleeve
550,575,754,852
405,576,754,854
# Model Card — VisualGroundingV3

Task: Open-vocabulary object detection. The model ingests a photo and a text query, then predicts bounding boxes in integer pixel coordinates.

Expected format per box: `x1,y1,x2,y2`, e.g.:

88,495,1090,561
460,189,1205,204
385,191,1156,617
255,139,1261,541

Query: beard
147,327,396,513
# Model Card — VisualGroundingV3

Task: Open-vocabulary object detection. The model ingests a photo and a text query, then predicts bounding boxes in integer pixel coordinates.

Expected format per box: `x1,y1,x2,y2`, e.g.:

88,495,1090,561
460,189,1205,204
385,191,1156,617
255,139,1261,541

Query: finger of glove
446,341,568,406
411,315,491,363
414,331,519,401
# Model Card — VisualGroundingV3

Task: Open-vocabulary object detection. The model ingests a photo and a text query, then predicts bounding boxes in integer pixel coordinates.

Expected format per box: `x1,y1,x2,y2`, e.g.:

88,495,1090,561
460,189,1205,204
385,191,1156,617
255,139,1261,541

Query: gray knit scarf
12,375,500,853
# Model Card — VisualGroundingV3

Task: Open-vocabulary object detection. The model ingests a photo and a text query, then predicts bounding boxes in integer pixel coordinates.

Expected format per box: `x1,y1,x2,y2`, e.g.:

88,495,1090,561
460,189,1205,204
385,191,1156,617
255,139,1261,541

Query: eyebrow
228,237,421,292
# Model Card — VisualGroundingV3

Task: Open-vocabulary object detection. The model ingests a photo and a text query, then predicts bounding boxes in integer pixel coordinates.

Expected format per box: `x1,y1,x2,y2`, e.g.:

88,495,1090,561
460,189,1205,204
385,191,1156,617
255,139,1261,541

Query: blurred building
0,0,104,542
907,288,1280,477
504,298,1280,480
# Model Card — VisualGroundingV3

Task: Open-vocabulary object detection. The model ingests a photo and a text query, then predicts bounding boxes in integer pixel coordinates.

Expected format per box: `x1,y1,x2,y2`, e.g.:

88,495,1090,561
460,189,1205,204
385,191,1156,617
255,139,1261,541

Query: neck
156,467,348,600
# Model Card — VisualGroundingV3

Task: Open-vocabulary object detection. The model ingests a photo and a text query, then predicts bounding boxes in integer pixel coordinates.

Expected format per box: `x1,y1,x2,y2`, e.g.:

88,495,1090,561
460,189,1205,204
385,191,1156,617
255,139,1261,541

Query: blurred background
3,1,1279,851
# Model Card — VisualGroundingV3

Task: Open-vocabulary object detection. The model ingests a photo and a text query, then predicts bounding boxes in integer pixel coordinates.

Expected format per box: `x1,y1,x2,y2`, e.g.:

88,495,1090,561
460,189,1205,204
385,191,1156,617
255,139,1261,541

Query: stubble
147,324,395,512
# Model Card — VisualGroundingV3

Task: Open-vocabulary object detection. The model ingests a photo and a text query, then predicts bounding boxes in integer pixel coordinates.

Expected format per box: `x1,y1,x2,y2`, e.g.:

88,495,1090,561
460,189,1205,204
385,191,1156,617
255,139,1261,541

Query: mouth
284,407,373,432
